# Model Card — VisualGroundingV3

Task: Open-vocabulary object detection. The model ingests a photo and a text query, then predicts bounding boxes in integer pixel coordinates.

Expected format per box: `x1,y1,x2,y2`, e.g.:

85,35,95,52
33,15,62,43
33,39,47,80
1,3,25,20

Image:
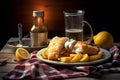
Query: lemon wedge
15,48,30,60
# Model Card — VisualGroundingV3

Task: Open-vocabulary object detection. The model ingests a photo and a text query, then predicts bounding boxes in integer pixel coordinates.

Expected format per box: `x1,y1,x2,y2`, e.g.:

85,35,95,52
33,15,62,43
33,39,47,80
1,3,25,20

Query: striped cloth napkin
2,46,120,80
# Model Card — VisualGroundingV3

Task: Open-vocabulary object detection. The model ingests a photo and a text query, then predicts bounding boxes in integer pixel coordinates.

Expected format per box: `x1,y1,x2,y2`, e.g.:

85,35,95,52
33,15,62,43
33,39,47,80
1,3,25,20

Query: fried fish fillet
46,36,69,60
73,41,99,55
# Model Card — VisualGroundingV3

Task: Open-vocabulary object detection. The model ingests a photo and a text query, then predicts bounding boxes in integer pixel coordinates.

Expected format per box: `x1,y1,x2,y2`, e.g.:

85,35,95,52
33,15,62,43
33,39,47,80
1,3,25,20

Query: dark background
0,0,119,49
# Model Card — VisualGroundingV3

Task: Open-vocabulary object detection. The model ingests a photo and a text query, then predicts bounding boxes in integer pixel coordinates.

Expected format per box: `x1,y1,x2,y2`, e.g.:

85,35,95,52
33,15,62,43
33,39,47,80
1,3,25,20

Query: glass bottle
30,10,48,47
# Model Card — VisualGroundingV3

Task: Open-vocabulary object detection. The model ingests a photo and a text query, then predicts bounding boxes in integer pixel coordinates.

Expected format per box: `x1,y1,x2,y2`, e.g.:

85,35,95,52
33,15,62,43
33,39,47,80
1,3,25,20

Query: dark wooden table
0,38,120,80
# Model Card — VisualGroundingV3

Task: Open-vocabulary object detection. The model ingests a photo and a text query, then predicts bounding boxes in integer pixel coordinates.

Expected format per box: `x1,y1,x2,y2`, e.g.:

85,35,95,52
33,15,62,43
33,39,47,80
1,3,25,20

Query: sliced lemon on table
15,48,30,61
80,53,89,62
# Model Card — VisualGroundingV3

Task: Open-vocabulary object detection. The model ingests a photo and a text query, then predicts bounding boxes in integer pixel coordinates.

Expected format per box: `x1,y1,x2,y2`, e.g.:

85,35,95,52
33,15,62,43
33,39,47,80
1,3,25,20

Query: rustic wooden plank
0,45,16,54
0,53,16,63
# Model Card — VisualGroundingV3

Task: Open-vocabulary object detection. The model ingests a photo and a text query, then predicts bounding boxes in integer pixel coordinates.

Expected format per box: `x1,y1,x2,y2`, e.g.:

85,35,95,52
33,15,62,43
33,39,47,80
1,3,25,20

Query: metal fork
16,23,23,47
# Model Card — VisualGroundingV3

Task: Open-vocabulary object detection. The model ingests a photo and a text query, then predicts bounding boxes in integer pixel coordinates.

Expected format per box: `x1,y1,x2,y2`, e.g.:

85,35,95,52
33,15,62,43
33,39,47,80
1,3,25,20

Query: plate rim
37,48,111,66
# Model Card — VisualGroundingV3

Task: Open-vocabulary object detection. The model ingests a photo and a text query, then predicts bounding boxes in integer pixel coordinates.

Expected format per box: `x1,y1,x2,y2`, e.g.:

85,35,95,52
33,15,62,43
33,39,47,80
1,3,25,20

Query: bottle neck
33,16,44,26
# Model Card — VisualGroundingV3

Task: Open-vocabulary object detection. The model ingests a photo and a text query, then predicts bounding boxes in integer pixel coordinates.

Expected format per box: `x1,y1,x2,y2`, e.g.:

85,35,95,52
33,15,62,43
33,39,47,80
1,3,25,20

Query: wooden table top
0,37,120,80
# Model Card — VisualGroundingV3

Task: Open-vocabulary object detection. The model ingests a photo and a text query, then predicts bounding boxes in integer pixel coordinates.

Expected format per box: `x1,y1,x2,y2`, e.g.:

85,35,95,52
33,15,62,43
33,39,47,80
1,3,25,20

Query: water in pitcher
65,29,83,41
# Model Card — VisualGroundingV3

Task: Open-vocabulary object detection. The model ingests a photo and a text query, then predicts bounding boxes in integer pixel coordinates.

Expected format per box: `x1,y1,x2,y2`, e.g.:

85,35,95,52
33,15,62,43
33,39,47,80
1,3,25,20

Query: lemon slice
80,53,89,62
15,48,30,60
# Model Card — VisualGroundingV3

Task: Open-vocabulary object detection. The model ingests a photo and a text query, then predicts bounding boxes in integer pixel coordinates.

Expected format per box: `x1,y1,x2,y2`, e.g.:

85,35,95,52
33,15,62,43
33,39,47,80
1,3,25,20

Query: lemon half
15,48,30,60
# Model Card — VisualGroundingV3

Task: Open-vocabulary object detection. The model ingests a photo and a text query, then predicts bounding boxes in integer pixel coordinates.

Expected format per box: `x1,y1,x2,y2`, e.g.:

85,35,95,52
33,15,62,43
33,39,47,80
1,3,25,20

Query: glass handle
82,21,93,44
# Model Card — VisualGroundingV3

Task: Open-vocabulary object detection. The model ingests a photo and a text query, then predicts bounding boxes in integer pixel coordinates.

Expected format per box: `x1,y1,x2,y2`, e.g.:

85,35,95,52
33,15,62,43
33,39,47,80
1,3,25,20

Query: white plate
37,48,111,66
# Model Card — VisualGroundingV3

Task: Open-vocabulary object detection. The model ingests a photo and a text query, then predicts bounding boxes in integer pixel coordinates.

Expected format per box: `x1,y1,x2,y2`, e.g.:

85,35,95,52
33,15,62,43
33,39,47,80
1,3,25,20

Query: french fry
41,52,47,59
41,48,48,59
60,57,71,63
89,54,102,61
69,53,76,59
80,53,89,62
71,53,82,62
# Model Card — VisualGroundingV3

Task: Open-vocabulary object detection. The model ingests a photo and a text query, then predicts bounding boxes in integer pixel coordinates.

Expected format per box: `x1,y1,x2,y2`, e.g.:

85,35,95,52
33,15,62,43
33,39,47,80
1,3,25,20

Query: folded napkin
2,46,120,80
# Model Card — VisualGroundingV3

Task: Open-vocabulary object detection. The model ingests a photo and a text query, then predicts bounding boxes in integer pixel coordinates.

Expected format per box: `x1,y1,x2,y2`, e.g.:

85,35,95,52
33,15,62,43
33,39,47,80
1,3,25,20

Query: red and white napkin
3,46,120,80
